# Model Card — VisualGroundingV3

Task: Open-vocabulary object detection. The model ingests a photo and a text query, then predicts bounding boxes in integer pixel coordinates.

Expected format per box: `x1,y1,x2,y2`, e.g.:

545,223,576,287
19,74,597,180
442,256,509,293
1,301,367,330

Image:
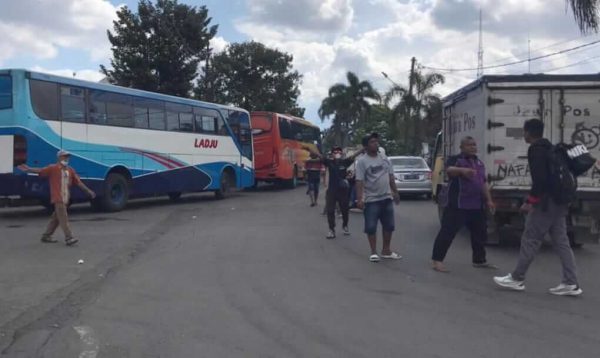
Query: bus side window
60,86,86,123
30,80,59,121
105,93,134,127
193,107,220,134
216,115,228,135
201,116,217,133
166,112,179,131
179,113,193,132
0,75,12,109
89,90,108,125
166,102,192,132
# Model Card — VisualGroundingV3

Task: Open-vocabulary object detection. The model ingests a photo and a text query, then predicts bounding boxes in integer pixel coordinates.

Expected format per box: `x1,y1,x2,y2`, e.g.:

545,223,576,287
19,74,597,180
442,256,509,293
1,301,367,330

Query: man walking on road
431,136,496,272
305,153,325,207
355,133,402,262
494,119,582,296
304,145,363,239
18,150,96,246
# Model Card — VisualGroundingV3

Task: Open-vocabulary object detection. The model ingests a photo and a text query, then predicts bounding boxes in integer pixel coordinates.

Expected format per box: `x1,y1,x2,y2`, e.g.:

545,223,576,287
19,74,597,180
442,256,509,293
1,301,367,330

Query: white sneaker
493,274,525,291
549,283,583,296
326,230,336,239
343,226,350,236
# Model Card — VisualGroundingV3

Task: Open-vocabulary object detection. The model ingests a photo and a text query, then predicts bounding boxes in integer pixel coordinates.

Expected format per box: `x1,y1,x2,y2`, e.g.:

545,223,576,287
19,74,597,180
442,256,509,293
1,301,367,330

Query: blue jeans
363,199,395,235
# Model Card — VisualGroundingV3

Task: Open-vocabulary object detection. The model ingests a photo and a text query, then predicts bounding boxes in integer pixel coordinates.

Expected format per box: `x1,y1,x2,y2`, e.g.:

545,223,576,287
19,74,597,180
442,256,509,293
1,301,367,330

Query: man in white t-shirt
355,133,402,263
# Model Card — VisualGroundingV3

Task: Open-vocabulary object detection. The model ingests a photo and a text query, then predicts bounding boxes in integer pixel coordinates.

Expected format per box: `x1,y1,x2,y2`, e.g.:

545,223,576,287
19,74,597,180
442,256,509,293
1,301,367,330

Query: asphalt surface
0,186,599,357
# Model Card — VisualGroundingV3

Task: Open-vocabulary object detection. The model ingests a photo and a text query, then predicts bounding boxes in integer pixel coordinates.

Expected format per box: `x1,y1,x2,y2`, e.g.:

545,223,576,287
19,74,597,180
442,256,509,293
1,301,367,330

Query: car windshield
391,158,427,169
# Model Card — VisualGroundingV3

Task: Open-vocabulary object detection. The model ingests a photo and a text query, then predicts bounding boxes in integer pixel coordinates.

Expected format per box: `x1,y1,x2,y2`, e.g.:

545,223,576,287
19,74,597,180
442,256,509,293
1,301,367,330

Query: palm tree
319,71,380,146
384,69,444,154
567,0,599,33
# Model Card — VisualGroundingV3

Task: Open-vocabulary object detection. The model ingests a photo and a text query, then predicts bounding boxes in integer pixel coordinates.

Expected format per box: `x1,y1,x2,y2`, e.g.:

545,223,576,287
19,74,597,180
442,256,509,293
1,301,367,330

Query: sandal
369,254,381,262
65,238,79,246
41,238,59,243
381,252,402,260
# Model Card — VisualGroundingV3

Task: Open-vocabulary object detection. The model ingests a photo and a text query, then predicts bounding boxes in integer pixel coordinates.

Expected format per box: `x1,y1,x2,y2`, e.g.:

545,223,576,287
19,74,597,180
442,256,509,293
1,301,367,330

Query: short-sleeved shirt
322,158,354,190
355,153,394,203
443,154,486,210
305,159,324,182
39,164,82,204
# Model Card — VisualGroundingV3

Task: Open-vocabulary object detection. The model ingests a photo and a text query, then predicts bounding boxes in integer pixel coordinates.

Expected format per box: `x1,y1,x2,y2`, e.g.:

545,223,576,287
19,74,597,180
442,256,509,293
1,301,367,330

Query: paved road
1,186,599,357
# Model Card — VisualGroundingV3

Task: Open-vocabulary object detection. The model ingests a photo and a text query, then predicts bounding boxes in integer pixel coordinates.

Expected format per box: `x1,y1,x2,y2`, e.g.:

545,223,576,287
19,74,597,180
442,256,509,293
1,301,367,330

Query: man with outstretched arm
19,150,96,246
304,145,364,239
355,133,402,263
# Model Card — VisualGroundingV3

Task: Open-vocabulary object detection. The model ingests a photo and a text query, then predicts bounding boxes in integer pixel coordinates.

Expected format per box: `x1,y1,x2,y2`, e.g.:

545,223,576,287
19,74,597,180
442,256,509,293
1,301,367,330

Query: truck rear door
487,89,553,188
559,89,600,189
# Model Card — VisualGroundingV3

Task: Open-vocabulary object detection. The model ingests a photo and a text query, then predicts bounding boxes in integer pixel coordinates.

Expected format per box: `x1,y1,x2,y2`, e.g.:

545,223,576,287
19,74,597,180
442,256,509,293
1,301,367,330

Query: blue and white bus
0,69,254,211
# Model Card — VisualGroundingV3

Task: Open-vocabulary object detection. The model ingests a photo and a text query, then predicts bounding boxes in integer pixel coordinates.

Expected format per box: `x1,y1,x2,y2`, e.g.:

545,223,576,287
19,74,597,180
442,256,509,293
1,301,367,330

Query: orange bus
250,112,321,188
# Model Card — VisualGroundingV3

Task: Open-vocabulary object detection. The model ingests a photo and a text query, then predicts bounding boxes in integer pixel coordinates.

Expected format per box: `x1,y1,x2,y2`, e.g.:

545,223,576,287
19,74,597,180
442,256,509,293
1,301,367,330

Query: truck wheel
100,173,129,212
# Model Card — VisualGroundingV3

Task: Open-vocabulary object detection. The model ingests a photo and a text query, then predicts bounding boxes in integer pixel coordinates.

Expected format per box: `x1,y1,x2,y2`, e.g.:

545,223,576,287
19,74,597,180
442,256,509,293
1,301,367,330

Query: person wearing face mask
18,150,96,246
304,145,364,239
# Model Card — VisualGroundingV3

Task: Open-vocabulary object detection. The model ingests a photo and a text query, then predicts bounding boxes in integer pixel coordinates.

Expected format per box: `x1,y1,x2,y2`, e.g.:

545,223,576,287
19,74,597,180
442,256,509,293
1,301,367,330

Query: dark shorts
364,199,395,235
307,180,320,194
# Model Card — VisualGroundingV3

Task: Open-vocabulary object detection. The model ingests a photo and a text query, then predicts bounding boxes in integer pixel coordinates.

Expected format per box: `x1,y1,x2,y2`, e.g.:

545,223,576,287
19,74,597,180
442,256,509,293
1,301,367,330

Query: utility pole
408,57,416,98
408,57,417,154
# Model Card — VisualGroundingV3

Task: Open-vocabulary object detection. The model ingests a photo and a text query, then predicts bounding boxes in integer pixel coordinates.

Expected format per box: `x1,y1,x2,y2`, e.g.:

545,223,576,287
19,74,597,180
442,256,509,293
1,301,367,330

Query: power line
422,38,600,72
540,55,600,73
486,34,599,66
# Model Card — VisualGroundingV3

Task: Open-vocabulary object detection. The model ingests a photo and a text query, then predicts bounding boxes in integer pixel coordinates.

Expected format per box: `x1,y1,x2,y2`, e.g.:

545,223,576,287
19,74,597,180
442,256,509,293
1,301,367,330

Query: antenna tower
477,9,484,78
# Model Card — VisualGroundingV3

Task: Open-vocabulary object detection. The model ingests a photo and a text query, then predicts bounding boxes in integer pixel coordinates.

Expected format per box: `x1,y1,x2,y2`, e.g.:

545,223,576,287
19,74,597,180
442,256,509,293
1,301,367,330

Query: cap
56,149,71,158
362,132,379,146
332,146,343,152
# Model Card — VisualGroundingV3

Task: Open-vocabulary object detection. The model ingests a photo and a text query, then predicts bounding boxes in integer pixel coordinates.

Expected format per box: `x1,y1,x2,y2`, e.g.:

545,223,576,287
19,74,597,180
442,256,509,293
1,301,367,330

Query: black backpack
547,145,577,205
559,143,597,177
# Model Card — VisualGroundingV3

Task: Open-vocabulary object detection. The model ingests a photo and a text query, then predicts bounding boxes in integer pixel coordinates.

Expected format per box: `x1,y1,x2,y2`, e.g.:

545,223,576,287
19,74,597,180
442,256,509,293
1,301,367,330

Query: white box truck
432,74,600,244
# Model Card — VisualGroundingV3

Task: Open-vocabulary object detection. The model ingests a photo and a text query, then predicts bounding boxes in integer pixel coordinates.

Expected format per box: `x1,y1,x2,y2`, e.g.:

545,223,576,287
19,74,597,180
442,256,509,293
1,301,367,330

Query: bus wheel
101,173,129,212
168,192,182,201
215,170,234,199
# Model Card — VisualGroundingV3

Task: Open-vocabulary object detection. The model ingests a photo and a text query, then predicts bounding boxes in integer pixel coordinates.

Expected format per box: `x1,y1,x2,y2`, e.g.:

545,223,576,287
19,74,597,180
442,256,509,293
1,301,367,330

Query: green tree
352,104,405,155
384,67,444,154
318,71,380,147
197,41,304,116
567,0,599,33
101,0,217,97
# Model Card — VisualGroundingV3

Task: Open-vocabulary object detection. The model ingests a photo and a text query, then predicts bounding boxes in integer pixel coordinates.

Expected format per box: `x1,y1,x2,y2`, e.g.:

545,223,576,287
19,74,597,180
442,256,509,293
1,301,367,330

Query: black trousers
432,207,487,264
326,187,349,230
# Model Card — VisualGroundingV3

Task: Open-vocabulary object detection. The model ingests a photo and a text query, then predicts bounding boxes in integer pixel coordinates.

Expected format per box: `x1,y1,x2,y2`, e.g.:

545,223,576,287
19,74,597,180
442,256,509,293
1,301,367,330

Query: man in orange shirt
19,150,96,246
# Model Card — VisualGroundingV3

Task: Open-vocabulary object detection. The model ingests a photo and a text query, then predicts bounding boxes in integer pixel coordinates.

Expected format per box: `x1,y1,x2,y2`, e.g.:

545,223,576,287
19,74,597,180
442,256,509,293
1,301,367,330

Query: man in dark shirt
304,145,363,239
431,136,496,272
494,119,582,296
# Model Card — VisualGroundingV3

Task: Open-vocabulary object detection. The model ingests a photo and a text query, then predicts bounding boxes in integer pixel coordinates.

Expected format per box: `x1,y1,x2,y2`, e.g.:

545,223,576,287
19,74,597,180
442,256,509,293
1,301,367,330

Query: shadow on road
0,192,237,220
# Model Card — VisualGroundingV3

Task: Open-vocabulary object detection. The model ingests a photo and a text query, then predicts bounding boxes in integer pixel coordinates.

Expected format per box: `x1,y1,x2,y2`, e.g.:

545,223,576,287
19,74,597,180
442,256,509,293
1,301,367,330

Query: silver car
389,156,432,199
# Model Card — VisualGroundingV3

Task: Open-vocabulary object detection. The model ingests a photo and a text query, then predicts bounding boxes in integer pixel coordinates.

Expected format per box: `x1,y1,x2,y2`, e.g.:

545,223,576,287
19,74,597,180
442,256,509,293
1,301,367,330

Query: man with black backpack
494,119,582,296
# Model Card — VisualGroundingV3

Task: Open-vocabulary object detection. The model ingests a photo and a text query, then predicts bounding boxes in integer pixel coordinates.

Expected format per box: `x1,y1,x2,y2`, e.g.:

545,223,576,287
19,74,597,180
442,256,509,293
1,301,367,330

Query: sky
1,0,599,128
